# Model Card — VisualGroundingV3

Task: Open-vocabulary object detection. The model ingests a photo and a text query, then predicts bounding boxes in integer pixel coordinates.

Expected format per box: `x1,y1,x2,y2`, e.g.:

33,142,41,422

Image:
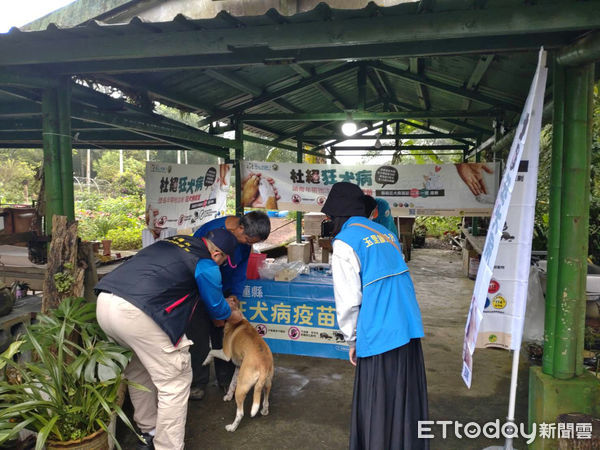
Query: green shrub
76,195,145,247
415,216,461,238
106,225,143,250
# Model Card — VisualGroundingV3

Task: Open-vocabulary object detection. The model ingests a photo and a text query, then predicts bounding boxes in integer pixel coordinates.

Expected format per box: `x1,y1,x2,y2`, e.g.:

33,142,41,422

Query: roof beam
289,63,347,111
392,119,479,146
198,62,358,126
370,61,521,112
462,54,495,110
243,133,332,159
26,34,571,75
0,68,58,89
241,110,499,122
203,68,304,115
332,144,466,151
304,133,479,141
1,2,596,69
556,30,600,66
311,120,391,152
70,104,237,150
102,74,220,115
0,102,41,117
410,58,430,110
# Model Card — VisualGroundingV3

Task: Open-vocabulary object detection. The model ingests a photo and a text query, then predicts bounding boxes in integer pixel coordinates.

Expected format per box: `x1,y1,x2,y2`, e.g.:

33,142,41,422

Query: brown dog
202,297,274,432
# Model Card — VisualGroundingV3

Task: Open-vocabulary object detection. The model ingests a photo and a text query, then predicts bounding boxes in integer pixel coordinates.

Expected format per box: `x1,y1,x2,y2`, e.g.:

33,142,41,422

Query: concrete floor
117,248,531,449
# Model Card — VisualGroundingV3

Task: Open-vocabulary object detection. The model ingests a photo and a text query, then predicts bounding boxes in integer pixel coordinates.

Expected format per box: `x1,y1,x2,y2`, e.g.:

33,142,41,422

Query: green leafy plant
0,297,143,449
53,263,75,294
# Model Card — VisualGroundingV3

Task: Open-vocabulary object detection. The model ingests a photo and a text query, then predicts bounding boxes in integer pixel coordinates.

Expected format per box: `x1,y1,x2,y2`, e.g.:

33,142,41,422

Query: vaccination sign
241,277,348,360
461,49,547,388
241,161,500,216
145,162,231,233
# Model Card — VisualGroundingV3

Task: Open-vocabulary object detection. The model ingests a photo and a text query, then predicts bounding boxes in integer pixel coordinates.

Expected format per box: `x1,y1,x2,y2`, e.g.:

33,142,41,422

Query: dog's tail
250,373,267,417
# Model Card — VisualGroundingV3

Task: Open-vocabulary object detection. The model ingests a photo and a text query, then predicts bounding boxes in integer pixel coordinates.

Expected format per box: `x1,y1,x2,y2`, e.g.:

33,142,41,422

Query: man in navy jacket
96,229,242,450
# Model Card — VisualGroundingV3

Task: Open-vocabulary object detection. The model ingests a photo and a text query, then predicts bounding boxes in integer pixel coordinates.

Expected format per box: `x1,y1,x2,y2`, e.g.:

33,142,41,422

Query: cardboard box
287,242,311,263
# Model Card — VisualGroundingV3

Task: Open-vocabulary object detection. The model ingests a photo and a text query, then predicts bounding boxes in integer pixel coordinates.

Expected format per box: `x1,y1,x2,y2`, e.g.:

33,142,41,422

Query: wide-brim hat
206,228,238,257
321,182,366,217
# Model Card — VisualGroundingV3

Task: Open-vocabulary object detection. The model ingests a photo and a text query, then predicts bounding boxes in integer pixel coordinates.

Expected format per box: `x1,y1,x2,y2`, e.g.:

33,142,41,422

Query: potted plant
0,297,142,449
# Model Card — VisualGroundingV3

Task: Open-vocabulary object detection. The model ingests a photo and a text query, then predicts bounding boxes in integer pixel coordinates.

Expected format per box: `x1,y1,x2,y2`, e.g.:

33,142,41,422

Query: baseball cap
206,228,237,258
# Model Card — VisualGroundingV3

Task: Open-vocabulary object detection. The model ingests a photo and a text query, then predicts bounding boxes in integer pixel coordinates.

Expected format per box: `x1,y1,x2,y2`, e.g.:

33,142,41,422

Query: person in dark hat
95,228,243,450
321,182,429,450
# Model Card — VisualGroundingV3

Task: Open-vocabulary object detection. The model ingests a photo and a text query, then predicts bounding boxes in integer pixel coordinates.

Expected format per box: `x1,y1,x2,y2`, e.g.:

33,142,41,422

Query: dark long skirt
350,338,429,450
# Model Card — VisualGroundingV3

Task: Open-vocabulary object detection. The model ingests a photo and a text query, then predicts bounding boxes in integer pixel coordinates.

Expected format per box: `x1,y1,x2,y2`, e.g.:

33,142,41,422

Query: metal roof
0,0,599,158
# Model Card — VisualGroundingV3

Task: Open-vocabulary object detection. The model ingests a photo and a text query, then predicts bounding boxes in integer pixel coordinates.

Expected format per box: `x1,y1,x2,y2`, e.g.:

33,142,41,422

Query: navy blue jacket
193,217,251,298
95,235,231,346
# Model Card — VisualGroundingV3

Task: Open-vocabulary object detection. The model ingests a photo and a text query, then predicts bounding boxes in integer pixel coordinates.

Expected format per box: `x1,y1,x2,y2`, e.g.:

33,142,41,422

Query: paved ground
117,247,531,449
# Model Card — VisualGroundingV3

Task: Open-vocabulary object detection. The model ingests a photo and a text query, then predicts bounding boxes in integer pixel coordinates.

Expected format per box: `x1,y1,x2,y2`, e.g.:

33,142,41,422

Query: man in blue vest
188,211,271,400
95,228,242,450
321,182,429,450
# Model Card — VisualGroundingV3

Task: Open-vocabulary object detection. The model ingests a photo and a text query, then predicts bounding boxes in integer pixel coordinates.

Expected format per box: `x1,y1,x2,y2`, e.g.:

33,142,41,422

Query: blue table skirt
241,274,348,360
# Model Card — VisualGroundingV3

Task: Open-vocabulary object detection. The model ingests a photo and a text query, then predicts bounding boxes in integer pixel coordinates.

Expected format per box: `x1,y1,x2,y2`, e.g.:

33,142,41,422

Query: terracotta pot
47,428,108,450
101,239,112,257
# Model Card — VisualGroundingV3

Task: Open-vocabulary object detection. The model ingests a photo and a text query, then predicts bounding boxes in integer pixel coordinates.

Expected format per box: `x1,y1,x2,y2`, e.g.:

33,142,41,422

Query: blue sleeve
223,244,251,297
193,221,211,238
194,259,232,320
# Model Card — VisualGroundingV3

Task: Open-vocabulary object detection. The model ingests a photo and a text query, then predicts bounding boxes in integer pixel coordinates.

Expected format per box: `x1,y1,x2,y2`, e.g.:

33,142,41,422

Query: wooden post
42,215,84,312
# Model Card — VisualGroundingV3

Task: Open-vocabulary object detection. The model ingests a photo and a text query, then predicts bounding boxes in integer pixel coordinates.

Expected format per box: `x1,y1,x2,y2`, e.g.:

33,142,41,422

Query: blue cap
206,228,237,257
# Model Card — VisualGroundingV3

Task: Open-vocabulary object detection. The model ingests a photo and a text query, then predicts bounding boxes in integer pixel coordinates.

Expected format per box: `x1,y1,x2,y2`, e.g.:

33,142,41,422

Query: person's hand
264,177,281,201
241,173,260,206
349,347,357,366
227,309,244,325
455,163,494,196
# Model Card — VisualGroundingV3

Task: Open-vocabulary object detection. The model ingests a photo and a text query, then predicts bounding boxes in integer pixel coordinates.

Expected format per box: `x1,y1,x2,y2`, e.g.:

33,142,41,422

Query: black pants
350,339,429,450
187,303,235,389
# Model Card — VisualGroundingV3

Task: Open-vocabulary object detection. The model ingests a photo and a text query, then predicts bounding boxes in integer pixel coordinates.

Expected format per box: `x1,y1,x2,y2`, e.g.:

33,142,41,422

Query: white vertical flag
462,49,548,388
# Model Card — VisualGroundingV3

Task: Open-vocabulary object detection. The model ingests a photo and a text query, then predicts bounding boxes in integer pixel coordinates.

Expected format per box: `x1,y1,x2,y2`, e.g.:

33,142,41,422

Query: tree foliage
0,149,42,205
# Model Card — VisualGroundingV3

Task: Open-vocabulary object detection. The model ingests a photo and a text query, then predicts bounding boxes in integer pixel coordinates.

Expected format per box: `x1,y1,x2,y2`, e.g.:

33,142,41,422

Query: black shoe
136,432,154,450
189,385,206,401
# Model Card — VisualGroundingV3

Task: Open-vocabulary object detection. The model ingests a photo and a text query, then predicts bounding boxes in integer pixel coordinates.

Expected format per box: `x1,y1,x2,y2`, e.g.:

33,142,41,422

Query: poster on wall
461,49,547,388
241,161,500,216
144,162,231,235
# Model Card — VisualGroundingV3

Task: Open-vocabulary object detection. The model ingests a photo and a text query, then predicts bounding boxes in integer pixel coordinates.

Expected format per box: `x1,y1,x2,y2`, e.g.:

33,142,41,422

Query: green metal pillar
528,61,599,450
543,62,565,375
296,134,303,243
235,118,244,217
553,63,593,379
42,88,63,234
57,78,74,221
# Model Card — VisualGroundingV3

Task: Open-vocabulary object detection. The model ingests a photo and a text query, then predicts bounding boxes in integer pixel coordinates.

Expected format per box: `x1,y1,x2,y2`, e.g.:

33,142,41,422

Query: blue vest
335,216,424,357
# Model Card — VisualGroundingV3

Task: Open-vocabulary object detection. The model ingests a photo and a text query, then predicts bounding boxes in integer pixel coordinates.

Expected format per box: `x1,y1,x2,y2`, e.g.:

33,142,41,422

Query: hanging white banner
477,154,542,350
462,49,547,388
241,161,500,217
144,162,231,235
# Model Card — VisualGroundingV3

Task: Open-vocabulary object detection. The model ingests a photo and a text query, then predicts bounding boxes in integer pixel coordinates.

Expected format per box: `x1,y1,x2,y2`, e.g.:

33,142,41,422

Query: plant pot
90,241,101,254
47,428,108,450
101,240,112,257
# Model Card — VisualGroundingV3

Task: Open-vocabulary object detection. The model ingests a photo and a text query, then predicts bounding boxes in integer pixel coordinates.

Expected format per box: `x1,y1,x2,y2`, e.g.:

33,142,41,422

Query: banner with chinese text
241,161,500,216
241,277,348,360
145,162,231,233
476,155,541,351
461,49,547,388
